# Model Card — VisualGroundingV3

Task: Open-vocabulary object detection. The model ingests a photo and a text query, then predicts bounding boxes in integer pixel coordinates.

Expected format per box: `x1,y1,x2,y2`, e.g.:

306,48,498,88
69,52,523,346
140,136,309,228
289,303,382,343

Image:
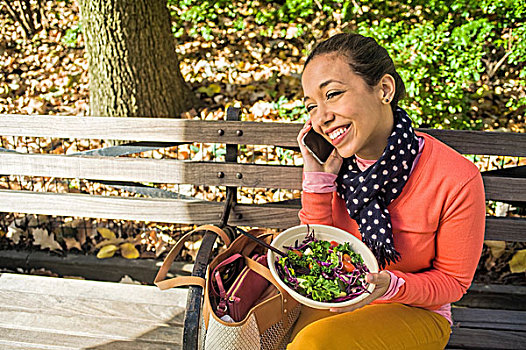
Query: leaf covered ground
0,0,524,284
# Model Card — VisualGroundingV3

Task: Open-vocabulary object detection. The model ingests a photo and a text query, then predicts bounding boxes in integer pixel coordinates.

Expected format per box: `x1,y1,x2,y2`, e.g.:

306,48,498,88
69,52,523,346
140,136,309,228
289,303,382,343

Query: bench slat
420,129,526,157
230,203,301,228
485,217,526,242
457,284,526,311
1,115,525,156
0,190,301,229
0,289,184,324
0,273,187,306
0,249,191,285
0,190,223,225
452,322,525,332
452,307,526,325
483,175,526,202
1,189,524,235
0,152,303,189
0,273,186,349
468,283,526,296
2,152,525,201
0,115,298,147
447,328,525,349
0,331,181,350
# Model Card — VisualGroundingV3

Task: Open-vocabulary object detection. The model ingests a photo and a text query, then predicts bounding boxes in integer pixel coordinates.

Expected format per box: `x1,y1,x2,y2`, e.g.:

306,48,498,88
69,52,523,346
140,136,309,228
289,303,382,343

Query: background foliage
169,0,525,130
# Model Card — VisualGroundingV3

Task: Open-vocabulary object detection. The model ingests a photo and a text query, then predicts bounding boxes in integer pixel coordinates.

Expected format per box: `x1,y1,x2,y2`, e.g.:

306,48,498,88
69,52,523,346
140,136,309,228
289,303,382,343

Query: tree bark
79,0,198,118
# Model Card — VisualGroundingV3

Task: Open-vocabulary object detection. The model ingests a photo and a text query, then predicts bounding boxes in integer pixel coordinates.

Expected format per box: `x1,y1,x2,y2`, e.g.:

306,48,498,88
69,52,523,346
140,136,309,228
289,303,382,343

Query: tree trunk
79,0,198,118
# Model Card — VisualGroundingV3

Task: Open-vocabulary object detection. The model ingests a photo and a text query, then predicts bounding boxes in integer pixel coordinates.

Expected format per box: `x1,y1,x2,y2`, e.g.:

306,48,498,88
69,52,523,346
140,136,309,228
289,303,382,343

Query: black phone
301,128,335,164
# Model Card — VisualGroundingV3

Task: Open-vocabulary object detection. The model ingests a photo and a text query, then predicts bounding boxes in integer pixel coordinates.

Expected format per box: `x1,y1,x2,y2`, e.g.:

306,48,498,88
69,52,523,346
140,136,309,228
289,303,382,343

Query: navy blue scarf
336,108,419,269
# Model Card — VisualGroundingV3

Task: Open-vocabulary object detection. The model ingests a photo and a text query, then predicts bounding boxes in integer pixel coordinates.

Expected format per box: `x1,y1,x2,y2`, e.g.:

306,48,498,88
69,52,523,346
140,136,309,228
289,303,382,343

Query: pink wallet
212,253,270,322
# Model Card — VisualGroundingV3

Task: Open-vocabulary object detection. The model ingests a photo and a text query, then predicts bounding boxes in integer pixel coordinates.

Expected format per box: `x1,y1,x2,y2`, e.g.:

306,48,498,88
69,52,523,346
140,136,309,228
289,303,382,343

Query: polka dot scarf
336,108,419,269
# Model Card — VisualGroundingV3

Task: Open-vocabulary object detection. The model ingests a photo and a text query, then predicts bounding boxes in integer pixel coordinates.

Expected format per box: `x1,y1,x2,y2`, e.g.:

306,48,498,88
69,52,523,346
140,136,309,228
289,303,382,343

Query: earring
384,98,390,103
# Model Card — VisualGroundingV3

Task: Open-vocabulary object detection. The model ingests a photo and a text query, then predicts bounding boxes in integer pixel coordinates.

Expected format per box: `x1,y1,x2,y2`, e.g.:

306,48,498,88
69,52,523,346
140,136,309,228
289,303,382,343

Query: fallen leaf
155,240,167,258
95,238,126,249
63,237,82,251
484,240,506,258
509,249,526,273
64,276,85,280
197,83,221,97
80,221,97,241
120,243,140,259
32,228,62,251
97,227,116,240
27,215,49,228
494,202,511,217
75,221,89,245
179,150,189,159
6,224,24,244
30,268,58,277
97,244,118,259
56,226,76,239
184,238,203,261
119,275,141,285
64,219,92,245
140,251,157,259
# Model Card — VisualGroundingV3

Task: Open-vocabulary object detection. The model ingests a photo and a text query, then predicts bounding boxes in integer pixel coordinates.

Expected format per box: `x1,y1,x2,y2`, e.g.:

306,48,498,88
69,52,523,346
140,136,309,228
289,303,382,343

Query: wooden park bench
0,108,524,349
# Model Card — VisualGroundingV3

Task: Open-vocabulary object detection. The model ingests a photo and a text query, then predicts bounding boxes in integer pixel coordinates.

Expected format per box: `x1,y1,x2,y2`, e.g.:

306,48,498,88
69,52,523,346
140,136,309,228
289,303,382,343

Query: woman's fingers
329,271,391,313
298,121,325,172
297,121,312,149
325,148,343,175
366,271,391,286
329,295,374,313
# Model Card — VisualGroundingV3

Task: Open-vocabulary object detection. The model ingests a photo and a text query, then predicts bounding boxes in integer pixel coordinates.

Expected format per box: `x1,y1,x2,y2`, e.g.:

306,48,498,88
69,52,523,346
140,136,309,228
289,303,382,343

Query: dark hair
304,33,406,110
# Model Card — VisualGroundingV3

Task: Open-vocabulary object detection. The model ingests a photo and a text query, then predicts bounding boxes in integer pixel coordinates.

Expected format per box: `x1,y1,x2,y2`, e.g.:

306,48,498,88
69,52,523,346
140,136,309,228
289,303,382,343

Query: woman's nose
315,104,335,127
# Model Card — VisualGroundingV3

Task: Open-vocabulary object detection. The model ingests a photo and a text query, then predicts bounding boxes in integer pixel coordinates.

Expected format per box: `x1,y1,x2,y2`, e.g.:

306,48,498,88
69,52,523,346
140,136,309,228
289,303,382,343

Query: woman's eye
327,91,343,100
305,105,316,112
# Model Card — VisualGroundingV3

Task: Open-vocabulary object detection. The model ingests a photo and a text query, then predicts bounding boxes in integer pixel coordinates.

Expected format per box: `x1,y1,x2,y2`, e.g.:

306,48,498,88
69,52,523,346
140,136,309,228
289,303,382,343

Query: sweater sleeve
299,172,337,225
388,172,486,308
299,191,334,225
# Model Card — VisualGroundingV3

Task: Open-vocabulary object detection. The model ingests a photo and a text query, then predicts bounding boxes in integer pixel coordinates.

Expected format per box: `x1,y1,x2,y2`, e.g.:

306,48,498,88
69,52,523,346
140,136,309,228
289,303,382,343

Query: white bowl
267,224,379,310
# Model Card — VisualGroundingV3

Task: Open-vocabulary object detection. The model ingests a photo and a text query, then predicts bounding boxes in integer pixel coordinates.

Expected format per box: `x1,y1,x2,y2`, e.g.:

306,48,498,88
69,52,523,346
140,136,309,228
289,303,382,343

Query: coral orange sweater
299,132,486,310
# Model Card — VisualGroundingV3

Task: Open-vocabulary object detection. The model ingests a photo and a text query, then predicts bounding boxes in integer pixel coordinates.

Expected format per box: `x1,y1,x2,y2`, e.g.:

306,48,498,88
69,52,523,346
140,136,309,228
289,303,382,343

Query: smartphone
301,128,335,164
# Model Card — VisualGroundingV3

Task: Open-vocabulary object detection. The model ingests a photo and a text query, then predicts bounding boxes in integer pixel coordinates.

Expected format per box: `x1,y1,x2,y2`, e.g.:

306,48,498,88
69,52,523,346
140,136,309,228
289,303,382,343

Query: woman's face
302,53,394,160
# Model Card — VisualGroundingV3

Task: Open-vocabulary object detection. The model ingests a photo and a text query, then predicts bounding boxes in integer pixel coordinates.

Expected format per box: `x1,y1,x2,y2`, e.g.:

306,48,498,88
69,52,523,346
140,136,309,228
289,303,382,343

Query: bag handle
154,224,230,290
210,253,244,297
244,256,297,329
244,256,286,295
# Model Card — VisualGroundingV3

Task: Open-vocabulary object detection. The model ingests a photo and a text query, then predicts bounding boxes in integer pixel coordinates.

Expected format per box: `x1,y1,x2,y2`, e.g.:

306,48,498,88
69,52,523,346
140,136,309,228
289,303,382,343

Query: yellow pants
287,303,451,350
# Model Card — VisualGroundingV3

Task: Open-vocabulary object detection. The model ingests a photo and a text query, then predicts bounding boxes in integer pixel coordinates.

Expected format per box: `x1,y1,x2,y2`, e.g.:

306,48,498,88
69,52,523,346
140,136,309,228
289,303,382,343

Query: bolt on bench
0,108,525,349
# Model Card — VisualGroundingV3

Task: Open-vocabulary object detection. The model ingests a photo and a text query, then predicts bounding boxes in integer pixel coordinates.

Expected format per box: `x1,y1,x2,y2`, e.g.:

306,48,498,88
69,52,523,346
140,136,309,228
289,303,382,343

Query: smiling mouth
327,124,352,145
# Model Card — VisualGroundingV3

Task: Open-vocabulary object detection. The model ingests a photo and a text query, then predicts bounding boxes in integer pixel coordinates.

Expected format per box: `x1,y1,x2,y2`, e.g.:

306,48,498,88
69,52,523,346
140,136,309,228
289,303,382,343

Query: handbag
155,225,300,350
211,253,270,322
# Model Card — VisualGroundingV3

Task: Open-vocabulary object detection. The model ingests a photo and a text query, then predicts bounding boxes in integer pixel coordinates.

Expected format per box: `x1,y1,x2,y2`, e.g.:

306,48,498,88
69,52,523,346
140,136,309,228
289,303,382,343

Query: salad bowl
267,224,379,310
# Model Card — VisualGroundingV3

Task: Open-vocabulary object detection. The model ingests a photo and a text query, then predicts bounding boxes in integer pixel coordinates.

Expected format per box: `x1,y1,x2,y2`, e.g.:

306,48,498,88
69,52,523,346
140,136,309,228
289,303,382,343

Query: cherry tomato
330,240,339,248
343,261,355,273
291,250,303,258
308,261,321,269
343,253,352,262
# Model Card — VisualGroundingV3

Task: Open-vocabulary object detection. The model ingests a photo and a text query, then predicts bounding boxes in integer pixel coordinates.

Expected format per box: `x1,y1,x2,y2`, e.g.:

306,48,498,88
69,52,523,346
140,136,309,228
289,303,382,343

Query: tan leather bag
155,225,300,350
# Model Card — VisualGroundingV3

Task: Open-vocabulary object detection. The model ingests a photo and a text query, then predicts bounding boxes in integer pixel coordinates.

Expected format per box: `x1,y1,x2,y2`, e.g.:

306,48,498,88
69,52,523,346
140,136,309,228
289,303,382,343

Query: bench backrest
0,113,524,242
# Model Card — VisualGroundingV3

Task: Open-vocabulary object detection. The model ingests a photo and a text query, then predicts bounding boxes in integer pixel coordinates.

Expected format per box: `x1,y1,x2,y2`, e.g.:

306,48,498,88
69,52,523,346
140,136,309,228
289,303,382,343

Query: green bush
356,0,525,129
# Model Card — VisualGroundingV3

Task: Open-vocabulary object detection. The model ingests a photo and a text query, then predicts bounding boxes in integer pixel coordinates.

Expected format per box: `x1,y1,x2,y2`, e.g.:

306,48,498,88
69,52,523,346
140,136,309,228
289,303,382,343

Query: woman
289,33,485,349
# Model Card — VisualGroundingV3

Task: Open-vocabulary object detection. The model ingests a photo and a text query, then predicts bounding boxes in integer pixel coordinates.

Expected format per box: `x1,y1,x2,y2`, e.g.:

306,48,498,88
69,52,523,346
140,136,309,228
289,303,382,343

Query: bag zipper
227,266,249,301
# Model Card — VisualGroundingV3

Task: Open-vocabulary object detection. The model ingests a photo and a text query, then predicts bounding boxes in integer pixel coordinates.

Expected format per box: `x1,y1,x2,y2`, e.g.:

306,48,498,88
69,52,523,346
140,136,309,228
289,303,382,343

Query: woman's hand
328,270,391,313
297,120,342,174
